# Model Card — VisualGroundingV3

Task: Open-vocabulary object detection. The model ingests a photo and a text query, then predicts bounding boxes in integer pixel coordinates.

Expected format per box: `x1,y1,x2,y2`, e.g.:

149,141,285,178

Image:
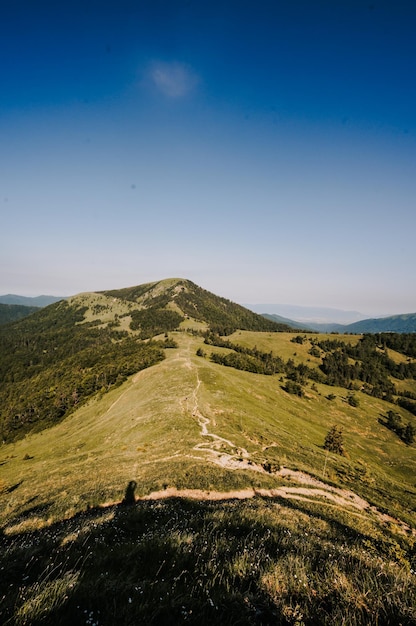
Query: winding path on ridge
190,370,251,468
141,342,414,536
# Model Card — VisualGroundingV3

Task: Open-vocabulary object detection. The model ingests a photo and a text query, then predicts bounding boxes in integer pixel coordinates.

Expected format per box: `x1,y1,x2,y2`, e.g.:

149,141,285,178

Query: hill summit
98,278,293,335
0,278,291,442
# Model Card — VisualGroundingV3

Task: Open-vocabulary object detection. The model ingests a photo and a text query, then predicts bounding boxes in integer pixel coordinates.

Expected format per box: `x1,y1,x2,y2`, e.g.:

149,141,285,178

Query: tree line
204,333,324,384
0,301,166,442
203,332,416,426
318,334,416,405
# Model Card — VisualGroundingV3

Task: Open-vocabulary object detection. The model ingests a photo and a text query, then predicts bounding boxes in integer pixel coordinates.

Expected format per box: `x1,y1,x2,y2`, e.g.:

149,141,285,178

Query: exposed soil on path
140,484,368,512
136,340,415,537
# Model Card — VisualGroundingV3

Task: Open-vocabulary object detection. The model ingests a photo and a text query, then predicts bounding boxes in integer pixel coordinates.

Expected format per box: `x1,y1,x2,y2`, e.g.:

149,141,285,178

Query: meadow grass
1,331,415,524
1,330,415,624
1,497,415,625
228,331,360,369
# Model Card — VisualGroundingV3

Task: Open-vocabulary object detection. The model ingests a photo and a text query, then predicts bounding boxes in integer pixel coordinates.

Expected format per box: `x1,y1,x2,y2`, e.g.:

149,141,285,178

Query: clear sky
1,0,415,315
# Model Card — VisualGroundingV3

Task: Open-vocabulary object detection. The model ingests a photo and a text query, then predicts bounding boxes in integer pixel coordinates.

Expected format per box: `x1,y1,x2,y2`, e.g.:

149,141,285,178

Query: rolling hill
1,278,415,625
338,312,416,334
0,278,292,443
264,312,416,334
0,294,65,307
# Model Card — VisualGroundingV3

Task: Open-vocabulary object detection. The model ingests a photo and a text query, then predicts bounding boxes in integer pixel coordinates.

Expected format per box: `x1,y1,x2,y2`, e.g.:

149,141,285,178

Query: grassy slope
1,330,415,624
1,330,415,526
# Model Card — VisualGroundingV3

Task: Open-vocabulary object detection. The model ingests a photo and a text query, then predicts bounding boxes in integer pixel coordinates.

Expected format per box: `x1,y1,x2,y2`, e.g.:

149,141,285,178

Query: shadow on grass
121,480,137,506
16,502,54,520
0,490,414,626
5,480,23,493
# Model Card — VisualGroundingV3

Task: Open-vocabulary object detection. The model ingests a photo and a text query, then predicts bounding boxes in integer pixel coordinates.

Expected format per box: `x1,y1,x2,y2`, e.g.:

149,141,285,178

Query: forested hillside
0,303,39,325
0,300,165,442
2,277,416,447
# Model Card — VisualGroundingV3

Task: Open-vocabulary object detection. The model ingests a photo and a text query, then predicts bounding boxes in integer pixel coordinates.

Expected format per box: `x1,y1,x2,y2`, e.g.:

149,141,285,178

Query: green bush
347,394,359,407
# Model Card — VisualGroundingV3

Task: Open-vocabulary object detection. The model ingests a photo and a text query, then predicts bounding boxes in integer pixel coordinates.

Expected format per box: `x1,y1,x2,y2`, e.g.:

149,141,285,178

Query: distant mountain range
0,294,64,307
245,303,367,325
0,295,65,325
262,312,416,334
1,290,415,333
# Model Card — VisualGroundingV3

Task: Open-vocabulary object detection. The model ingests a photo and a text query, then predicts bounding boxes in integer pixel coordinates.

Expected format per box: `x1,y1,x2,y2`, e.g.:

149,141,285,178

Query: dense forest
318,334,416,402
130,309,184,338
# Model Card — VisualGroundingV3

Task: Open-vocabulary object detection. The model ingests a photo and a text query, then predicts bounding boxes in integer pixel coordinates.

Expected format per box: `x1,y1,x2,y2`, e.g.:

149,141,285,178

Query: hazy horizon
2,1,415,316
1,284,414,320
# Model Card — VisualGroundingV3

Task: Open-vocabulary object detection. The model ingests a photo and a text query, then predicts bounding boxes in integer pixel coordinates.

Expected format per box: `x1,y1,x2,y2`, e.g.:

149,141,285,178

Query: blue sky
1,0,415,315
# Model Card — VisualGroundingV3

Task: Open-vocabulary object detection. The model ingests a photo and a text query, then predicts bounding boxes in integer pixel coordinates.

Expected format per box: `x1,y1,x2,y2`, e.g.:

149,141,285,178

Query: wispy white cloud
150,61,199,98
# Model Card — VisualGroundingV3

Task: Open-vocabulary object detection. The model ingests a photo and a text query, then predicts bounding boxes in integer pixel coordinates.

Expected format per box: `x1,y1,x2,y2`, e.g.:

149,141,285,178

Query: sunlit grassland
1,330,415,625
0,335,198,522
0,334,275,527
69,292,133,325
1,331,415,527
396,377,416,395
229,330,360,367
196,351,416,522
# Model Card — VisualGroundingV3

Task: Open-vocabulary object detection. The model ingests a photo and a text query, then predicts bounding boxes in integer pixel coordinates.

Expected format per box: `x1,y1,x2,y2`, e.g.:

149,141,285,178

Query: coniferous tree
403,422,415,445
324,425,345,456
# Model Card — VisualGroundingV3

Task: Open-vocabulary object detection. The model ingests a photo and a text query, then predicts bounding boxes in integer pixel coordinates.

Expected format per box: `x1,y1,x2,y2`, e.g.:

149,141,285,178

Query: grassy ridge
1,331,415,524
0,278,293,442
1,323,416,624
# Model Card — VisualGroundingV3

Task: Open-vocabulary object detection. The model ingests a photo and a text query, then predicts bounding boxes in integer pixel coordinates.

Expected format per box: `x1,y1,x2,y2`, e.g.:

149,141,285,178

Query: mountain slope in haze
0,278,291,442
0,303,39,325
261,312,312,330
263,312,416,334
339,312,416,334
0,294,64,307
304,312,416,334
246,303,366,325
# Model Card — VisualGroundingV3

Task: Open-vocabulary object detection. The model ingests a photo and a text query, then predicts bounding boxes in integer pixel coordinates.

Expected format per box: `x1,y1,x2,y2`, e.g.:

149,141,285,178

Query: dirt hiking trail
140,342,414,537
